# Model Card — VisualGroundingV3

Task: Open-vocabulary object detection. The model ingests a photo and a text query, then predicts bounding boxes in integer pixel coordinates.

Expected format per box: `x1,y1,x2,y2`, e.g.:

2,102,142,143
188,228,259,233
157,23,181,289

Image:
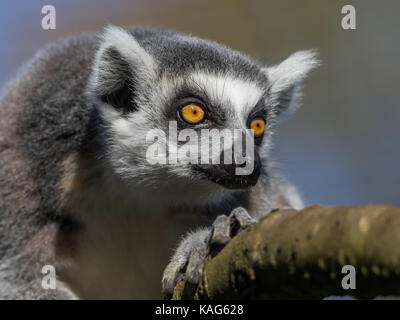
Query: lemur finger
185,239,210,285
162,260,186,296
229,207,257,236
210,214,231,246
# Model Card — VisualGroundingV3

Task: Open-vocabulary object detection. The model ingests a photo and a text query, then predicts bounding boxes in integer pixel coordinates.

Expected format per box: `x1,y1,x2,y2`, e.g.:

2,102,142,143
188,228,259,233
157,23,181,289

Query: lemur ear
90,26,157,112
263,50,319,116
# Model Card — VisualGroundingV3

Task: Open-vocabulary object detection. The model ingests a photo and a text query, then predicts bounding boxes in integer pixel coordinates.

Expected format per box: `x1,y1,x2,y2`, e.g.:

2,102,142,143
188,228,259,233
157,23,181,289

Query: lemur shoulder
0,26,318,299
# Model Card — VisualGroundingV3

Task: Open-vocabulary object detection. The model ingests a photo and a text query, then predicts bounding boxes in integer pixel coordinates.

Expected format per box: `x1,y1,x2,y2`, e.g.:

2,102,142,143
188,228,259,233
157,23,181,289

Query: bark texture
172,205,400,299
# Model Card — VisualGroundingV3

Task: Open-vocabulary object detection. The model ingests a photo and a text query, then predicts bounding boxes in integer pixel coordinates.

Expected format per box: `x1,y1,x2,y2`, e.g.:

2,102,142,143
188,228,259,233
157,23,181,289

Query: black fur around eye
246,99,268,129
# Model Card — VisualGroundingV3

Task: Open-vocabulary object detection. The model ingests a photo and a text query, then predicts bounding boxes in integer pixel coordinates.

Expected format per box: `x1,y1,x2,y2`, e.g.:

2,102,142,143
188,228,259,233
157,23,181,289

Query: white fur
264,50,319,113
101,25,155,78
190,72,264,121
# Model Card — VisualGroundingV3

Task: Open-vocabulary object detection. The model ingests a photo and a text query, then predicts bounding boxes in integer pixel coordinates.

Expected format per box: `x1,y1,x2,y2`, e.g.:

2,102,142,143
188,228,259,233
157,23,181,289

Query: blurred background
0,0,398,206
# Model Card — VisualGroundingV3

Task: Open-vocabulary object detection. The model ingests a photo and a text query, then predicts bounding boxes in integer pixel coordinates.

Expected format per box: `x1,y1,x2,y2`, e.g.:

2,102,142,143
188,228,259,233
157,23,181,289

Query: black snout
194,152,262,190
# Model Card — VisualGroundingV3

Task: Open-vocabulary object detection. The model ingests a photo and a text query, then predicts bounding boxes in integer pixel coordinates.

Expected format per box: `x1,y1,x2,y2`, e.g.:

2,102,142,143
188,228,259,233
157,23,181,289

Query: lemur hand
161,207,256,299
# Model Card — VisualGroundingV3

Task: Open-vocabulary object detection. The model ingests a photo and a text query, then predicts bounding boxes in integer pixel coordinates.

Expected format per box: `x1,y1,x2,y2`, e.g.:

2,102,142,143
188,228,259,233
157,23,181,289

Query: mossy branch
172,205,400,299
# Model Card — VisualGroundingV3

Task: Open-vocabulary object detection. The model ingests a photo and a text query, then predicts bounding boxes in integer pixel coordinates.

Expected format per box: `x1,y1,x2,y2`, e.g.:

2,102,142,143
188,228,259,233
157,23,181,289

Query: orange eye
250,118,265,137
180,104,205,124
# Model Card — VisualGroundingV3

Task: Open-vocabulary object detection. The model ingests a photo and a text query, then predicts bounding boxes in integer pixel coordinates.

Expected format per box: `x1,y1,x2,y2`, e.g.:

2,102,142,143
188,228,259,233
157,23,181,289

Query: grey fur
0,26,317,299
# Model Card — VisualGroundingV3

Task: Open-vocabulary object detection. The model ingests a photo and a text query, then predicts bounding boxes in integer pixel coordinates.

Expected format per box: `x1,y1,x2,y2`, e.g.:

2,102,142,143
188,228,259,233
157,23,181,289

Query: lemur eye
250,118,265,137
180,104,205,124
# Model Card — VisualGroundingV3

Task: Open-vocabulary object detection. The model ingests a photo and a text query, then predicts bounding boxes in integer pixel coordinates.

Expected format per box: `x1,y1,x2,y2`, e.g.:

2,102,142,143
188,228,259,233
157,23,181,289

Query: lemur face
89,26,318,200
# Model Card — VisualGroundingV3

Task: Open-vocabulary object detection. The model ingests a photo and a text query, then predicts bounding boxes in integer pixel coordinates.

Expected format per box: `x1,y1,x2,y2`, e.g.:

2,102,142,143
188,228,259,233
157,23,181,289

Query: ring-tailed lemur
0,26,318,299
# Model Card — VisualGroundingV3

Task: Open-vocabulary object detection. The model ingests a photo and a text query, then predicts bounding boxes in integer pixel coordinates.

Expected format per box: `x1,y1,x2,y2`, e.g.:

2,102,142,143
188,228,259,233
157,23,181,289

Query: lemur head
89,26,318,204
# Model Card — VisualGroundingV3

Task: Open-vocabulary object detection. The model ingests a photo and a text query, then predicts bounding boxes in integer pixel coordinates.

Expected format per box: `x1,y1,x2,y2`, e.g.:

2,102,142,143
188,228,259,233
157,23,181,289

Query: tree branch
172,205,400,299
